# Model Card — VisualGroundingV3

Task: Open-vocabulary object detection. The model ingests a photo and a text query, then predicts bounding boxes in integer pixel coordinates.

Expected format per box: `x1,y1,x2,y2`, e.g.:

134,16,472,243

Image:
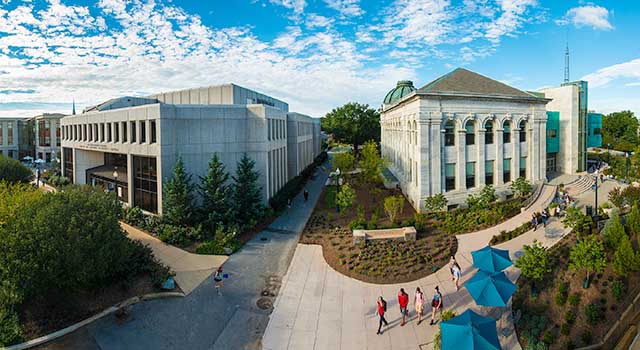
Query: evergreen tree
627,203,640,237
163,157,195,226
612,236,639,276
199,154,231,230
602,210,626,249
231,154,264,229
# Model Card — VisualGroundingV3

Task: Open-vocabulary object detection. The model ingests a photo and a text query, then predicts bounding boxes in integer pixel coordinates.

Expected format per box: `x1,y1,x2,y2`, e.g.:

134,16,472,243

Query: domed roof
383,80,416,105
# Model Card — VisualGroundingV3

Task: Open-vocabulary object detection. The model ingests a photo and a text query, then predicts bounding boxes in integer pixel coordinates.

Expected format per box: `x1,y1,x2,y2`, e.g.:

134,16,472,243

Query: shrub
585,304,603,325
560,323,570,335
433,310,457,349
383,195,404,224
569,235,607,283
123,206,146,227
516,240,552,283
602,210,626,249
332,151,356,171
195,240,225,255
47,174,71,188
511,177,532,197
611,280,626,302
157,224,202,247
581,330,592,345
568,293,580,307
0,155,32,183
543,330,554,345
564,310,576,324
0,307,23,346
336,183,356,212
612,236,640,276
424,193,447,212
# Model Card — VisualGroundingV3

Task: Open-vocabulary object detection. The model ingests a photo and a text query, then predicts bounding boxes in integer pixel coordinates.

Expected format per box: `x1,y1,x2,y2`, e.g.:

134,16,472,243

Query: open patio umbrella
34,158,45,164
440,309,501,350
471,246,512,273
22,156,33,161
465,270,517,307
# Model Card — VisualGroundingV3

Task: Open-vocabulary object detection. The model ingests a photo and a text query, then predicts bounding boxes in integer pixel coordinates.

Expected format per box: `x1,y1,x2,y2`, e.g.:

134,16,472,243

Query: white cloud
305,13,333,28
375,0,452,47
581,59,640,88
484,0,538,44
269,0,306,15
558,5,613,30
323,0,364,17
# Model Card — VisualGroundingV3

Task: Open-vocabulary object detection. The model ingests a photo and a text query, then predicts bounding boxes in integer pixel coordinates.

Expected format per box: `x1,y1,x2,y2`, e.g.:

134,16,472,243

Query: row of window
0,123,14,145
38,120,61,147
297,122,313,136
268,119,285,141
444,159,527,191
444,120,527,146
63,120,157,145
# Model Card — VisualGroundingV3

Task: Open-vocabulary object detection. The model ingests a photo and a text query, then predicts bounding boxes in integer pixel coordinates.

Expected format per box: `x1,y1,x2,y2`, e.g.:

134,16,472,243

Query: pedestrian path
122,222,227,296
262,184,566,350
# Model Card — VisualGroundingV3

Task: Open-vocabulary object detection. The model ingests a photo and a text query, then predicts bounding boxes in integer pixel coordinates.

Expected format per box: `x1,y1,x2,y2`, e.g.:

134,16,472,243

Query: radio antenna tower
564,39,570,83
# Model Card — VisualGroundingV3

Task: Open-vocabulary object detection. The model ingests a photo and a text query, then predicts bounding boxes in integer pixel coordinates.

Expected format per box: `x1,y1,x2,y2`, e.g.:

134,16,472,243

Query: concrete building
34,113,65,163
61,84,320,214
381,69,550,210
0,118,21,159
286,113,316,181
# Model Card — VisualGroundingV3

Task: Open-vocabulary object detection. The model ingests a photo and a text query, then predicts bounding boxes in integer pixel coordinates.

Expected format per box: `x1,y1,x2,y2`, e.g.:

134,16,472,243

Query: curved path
262,184,564,350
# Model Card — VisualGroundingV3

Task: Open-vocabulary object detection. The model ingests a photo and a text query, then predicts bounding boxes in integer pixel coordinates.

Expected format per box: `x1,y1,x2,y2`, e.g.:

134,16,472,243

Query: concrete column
127,154,134,209
512,128,520,181
477,130,485,188
456,129,466,191
430,118,443,194
496,129,504,186
540,119,547,180
418,120,430,199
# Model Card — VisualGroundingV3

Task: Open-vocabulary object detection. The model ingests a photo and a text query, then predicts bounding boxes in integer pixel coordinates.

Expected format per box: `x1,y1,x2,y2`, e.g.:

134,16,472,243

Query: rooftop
418,68,537,99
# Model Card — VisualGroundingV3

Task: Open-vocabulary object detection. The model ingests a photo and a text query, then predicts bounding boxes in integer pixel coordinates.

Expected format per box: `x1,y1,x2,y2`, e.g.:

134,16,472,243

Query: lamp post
592,176,598,218
113,167,119,198
626,152,630,183
335,168,341,212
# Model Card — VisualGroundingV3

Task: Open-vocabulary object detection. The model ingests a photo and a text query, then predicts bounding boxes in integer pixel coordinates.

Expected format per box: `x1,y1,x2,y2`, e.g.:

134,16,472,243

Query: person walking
531,214,538,231
213,266,224,296
303,189,309,202
430,286,443,325
452,263,462,291
541,209,549,228
398,288,409,326
448,256,457,281
414,287,425,325
376,296,389,335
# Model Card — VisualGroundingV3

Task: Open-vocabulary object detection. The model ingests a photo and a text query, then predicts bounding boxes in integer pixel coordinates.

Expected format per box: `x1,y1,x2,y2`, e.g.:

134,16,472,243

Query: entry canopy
440,309,501,350
471,246,513,273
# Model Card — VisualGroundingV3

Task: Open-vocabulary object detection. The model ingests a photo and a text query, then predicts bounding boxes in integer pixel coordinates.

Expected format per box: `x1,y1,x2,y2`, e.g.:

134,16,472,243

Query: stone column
512,127,520,182
456,129,466,191
476,129,485,188
431,118,443,194
418,119,430,199
496,129,504,186
127,153,134,209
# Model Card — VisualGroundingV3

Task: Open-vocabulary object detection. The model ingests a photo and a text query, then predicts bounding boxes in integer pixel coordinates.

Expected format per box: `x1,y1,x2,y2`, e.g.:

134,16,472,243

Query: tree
0,155,32,183
424,194,447,212
384,195,404,224
602,111,639,151
612,236,639,276
336,183,356,212
163,157,195,226
601,210,626,249
321,102,380,153
510,177,532,197
332,152,356,172
609,187,624,209
231,154,264,229
199,154,231,232
628,203,640,237
480,184,496,204
515,240,552,282
359,140,384,184
569,235,607,285
562,206,593,237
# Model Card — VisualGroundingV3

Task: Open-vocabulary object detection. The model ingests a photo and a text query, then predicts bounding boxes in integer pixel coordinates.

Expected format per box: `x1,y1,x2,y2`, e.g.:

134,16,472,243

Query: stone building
34,113,64,163
0,118,21,159
60,84,321,214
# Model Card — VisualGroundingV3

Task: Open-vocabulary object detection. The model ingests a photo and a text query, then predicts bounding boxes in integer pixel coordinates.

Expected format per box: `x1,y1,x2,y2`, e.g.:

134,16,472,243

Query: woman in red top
398,288,409,326
376,296,389,335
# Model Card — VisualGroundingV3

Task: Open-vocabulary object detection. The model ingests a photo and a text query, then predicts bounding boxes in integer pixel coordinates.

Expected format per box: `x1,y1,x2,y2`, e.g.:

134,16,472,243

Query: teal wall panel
546,111,560,154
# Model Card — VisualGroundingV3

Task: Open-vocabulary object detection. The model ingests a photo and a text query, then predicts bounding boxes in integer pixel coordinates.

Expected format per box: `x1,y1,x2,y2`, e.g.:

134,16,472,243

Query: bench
353,227,417,244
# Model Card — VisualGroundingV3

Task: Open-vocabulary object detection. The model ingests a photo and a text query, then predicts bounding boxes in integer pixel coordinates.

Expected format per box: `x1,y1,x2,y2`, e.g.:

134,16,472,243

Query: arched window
444,120,455,146
465,120,475,145
519,120,527,142
503,120,511,144
485,120,494,144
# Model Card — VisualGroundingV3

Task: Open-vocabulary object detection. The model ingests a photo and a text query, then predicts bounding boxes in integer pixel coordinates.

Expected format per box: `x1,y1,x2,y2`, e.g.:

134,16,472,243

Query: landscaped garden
513,198,640,349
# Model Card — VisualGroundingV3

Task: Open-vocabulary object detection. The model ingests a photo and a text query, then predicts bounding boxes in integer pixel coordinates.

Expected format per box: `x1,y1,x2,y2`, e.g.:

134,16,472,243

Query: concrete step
565,175,595,197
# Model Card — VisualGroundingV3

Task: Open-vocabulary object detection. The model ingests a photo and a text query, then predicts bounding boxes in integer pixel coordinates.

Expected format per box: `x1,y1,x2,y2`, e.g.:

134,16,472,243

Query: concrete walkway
262,185,564,350
121,222,228,296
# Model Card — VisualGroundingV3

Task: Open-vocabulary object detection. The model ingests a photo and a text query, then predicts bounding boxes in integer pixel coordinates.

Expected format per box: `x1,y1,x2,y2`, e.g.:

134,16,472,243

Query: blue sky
0,0,638,118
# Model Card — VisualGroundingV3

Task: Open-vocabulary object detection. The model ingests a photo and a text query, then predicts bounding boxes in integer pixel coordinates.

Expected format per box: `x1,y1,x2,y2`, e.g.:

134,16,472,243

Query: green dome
383,80,416,105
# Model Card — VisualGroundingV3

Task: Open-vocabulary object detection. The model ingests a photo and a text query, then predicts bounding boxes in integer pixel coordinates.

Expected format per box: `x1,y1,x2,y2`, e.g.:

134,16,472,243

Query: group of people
530,208,550,231
375,256,461,335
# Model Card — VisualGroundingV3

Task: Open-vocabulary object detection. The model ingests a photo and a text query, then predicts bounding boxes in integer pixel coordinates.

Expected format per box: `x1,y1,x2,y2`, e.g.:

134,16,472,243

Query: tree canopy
602,111,639,152
0,155,32,184
569,235,607,281
231,154,264,229
515,240,552,282
321,102,380,152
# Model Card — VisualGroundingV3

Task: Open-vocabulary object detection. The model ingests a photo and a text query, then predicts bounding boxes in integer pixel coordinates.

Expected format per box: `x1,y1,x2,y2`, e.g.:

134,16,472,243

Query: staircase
564,175,595,197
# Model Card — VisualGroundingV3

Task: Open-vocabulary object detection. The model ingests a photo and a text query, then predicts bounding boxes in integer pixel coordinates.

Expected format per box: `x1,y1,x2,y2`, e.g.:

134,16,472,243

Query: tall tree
602,210,626,249
231,154,264,229
163,157,195,226
321,102,380,153
359,140,384,184
602,111,639,151
199,154,231,231
0,155,32,184
515,240,552,282
569,235,607,285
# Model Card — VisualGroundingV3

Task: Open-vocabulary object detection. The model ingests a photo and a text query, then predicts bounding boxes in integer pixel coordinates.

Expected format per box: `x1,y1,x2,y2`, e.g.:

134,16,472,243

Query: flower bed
489,221,532,245
434,197,526,235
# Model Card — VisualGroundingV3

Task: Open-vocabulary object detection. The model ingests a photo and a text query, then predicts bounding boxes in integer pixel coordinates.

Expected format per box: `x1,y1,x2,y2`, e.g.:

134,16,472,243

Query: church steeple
72,99,76,115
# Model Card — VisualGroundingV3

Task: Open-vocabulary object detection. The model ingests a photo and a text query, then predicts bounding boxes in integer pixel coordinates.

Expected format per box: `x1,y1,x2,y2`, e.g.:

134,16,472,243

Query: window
547,129,557,138
150,120,156,143
100,123,105,142
130,121,136,143
593,128,601,135
519,121,526,142
56,125,61,146
39,120,50,146
133,156,158,213
444,120,455,146
63,147,73,182
520,157,527,178
140,121,146,143
485,121,494,144
122,122,127,142
503,121,511,144
466,162,475,188
107,123,112,142
503,159,511,183
114,122,119,142
83,125,88,141
485,160,494,185
465,121,475,145
7,123,13,144
445,163,456,192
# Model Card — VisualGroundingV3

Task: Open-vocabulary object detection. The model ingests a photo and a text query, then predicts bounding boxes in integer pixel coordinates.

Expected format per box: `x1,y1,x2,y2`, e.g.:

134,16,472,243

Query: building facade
34,113,64,163
286,113,316,181
381,68,550,210
61,84,321,214
0,118,21,159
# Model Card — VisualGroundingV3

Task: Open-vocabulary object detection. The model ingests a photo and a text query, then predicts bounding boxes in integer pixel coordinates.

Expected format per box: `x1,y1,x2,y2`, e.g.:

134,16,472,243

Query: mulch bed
514,232,640,349
300,178,457,284
18,273,168,342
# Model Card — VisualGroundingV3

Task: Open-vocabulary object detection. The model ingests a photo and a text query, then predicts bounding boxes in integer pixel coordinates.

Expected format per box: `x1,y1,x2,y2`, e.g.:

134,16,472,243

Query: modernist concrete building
60,84,321,214
286,113,317,181
381,68,550,210
34,113,64,162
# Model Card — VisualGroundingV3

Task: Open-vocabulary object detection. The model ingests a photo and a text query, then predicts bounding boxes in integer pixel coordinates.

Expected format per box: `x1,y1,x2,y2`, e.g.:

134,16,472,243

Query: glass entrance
546,154,557,173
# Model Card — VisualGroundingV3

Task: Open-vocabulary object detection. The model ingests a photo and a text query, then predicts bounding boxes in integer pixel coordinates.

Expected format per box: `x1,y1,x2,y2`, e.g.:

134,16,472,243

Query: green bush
0,155,32,183
555,282,569,306
560,323,570,335
437,198,523,235
568,293,580,307
195,240,225,255
0,307,23,347
542,330,554,345
47,174,71,188
581,330,593,345
585,303,603,325
564,310,576,324
611,280,626,302
157,224,202,247
490,221,532,245
123,206,146,227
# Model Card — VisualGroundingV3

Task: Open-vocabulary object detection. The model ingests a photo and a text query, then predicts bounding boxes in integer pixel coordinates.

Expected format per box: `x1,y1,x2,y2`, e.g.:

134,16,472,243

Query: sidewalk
121,222,228,296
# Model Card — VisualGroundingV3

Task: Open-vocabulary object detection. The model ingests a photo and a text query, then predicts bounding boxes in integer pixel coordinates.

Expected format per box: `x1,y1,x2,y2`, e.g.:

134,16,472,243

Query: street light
592,175,598,218
335,167,341,212
113,167,119,197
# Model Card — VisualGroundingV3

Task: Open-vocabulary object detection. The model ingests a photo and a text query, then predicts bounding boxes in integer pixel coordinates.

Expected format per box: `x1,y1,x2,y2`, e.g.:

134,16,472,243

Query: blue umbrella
465,270,518,307
471,246,512,273
441,309,501,350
